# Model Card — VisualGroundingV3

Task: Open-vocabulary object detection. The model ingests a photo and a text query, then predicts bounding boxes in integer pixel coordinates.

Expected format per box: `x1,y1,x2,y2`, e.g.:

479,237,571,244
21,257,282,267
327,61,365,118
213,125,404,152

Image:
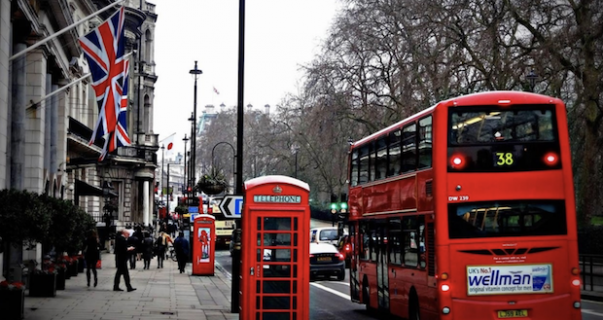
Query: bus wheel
409,293,420,320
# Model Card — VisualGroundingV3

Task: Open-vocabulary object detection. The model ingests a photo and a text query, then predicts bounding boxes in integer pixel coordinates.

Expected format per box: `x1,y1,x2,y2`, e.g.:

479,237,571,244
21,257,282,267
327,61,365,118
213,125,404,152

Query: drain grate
150,311,177,316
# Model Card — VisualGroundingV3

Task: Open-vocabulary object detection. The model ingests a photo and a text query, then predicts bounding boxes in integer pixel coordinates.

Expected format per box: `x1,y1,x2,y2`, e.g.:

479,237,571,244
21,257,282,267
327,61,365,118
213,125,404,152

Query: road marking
582,309,603,316
311,282,351,300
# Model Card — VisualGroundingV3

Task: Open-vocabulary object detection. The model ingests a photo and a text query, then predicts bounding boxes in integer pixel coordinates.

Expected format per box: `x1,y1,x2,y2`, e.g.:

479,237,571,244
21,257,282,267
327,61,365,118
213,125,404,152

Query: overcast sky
152,0,341,156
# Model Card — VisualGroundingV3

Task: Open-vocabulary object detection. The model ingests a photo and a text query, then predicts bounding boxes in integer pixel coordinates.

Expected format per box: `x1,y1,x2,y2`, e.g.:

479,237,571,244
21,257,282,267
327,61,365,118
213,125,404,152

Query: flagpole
10,0,125,61
27,73,90,109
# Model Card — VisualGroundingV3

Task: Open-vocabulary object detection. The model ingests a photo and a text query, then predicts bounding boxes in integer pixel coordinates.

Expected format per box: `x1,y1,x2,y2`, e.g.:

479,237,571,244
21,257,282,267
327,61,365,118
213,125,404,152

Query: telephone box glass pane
263,280,291,293
264,233,292,246
262,265,291,278
257,217,262,230
293,280,297,293
263,297,290,310
256,280,261,293
294,217,298,230
294,233,298,246
264,217,291,230
262,312,290,320
273,249,291,262
293,249,297,262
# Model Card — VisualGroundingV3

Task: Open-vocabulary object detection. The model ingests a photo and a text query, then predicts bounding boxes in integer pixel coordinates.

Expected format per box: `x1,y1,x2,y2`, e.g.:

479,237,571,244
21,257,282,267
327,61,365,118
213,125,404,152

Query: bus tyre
409,293,420,320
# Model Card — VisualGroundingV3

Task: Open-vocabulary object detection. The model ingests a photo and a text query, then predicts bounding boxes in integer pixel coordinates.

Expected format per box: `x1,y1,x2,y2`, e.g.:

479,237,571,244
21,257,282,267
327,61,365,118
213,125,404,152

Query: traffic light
330,202,338,214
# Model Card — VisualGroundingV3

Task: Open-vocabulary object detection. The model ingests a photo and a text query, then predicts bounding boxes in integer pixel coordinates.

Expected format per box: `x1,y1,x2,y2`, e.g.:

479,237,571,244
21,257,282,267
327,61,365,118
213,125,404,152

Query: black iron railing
580,254,603,292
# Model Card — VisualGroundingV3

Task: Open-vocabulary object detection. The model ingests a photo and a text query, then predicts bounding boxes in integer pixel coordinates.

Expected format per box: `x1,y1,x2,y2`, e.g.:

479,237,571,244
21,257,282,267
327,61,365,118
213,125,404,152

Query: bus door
376,222,390,311
349,223,360,302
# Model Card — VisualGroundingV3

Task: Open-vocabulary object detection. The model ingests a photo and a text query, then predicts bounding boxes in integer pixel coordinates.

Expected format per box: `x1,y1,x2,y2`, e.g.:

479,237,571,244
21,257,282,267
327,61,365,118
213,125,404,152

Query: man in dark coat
127,230,139,270
114,229,136,292
173,231,190,274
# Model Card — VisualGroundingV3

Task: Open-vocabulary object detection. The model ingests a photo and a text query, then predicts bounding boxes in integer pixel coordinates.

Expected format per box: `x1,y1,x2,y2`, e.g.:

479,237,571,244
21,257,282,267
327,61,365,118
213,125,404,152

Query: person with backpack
155,231,172,268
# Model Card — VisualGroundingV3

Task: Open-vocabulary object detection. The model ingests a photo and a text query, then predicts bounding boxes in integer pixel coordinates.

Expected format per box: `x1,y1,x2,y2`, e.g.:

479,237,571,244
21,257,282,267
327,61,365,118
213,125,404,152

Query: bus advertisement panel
346,91,581,320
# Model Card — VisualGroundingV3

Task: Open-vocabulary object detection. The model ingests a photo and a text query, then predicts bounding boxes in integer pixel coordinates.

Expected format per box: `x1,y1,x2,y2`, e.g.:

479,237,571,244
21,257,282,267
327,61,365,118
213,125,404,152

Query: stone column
143,180,150,226
23,49,47,193
10,43,26,190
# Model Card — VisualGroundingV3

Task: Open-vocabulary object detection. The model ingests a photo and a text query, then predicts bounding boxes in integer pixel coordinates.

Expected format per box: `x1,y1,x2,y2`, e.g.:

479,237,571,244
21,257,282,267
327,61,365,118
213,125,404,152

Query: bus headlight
442,307,451,314
441,284,450,292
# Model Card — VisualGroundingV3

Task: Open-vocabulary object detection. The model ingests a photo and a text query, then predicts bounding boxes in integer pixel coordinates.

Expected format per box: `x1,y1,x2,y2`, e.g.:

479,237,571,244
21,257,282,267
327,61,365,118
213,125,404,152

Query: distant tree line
197,0,602,224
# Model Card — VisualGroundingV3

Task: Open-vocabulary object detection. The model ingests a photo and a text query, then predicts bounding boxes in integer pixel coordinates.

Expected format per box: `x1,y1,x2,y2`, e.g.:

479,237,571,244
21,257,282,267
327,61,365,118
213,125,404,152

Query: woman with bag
83,229,101,287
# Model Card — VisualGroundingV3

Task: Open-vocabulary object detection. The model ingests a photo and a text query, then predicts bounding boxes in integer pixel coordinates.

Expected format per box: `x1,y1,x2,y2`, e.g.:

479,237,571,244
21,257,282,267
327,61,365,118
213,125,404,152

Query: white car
309,242,346,281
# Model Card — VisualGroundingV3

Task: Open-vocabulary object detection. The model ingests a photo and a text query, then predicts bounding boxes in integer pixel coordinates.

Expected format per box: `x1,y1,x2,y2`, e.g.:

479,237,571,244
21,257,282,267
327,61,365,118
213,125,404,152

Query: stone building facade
0,0,159,278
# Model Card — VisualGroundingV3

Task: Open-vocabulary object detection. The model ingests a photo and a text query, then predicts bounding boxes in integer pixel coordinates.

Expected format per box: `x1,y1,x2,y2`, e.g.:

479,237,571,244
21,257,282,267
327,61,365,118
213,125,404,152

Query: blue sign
188,206,199,213
234,198,243,216
189,213,199,222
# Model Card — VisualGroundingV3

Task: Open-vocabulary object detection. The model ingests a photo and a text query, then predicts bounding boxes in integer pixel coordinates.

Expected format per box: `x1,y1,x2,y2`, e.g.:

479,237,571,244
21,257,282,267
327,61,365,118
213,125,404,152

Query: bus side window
418,216,426,269
403,216,418,267
359,146,370,184
388,131,401,177
418,116,432,169
388,219,402,265
375,137,388,180
402,124,417,172
360,222,370,261
350,149,359,186
370,228,378,262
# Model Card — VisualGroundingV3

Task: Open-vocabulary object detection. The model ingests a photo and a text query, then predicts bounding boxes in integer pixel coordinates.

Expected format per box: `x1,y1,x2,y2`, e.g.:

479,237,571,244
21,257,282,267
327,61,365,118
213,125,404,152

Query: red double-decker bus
346,91,581,320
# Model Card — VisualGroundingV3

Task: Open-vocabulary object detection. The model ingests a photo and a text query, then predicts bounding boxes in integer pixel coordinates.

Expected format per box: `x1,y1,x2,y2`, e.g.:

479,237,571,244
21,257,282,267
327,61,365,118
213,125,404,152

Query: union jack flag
79,6,130,161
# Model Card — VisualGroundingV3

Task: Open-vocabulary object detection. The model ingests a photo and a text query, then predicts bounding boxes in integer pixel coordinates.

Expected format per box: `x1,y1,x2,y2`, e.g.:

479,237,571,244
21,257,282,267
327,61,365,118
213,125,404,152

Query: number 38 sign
494,152,514,166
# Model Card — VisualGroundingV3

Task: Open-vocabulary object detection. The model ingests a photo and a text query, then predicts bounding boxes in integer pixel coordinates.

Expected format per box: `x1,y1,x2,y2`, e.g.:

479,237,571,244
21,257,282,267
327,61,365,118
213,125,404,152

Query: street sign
219,195,243,218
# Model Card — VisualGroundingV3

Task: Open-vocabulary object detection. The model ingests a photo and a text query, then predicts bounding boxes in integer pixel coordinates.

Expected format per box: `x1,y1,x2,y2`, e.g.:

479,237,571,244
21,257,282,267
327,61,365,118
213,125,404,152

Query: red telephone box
192,214,216,276
241,175,310,320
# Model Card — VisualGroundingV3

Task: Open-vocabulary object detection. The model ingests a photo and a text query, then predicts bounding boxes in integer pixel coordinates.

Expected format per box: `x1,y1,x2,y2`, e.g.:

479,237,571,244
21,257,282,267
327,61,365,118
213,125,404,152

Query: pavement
22,252,238,320
18,249,603,319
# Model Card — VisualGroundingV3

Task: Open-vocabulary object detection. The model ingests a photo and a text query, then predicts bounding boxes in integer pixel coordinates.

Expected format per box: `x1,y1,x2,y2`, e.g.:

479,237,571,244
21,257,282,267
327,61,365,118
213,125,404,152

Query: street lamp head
188,112,195,122
161,144,165,150
189,61,203,76
182,134,189,142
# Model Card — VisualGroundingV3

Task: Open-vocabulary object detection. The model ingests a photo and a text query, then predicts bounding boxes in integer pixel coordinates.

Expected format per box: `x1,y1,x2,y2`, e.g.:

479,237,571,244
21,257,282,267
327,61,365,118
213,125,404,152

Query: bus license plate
497,310,528,318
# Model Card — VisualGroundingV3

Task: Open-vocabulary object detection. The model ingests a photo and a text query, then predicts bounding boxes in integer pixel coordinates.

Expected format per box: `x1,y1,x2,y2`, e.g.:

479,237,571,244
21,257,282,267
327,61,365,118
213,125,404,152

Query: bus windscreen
448,106,561,172
448,200,567,239
449,106,556,144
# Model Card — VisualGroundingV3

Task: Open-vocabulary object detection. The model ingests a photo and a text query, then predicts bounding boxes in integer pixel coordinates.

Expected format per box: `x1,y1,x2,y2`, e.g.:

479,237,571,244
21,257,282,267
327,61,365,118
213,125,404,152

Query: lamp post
183,134,189,197
292,144,299,179
161,144,165,226
527,68,538,92
211,142,236,183
190,61,203,201
188,112,195,203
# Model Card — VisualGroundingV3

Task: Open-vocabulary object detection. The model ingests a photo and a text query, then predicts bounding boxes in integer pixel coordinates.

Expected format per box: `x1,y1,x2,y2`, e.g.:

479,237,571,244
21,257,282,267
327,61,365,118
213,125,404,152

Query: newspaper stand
241,175,310,320
192,214,215,276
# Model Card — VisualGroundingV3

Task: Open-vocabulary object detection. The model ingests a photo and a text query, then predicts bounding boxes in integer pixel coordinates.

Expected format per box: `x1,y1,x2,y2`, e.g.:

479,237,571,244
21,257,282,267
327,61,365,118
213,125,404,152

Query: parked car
309,242,346,281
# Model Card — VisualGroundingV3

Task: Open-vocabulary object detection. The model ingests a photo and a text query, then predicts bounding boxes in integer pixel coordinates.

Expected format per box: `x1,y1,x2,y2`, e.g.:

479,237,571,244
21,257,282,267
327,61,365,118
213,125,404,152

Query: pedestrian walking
173,231,190,274
133,225,144,261
127,229,139,269
142,231,154,270
155,231,172,268
113,229,137,292
83,229,100,287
